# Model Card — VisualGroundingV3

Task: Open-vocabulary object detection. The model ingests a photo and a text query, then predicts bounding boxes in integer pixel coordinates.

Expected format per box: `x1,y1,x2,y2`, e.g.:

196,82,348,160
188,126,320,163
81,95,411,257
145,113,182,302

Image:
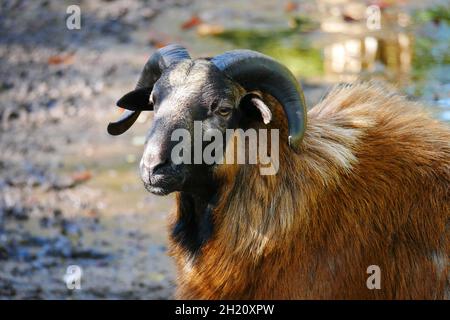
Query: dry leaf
285,1,298,13
181,15,202,30
71,171,92,184
48,54,75,65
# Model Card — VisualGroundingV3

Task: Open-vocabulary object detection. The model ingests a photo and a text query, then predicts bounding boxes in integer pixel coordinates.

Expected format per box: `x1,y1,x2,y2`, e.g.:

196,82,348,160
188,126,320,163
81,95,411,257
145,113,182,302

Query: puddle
150,0,449,121
213,28,323,78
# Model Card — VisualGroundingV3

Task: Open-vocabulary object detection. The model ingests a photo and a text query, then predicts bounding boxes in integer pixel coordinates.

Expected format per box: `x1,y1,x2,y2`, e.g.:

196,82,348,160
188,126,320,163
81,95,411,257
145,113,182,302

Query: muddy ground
0,0,190,299
0,0,448,299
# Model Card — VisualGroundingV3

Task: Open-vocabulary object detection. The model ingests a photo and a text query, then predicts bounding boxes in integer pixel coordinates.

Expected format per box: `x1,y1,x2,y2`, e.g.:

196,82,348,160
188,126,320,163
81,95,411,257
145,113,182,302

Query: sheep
108,44,450,299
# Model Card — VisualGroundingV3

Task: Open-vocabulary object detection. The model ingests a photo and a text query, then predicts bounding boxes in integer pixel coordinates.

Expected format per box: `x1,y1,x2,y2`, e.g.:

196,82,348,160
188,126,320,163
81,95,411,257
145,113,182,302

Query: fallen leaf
86,209,99,217
71,170,92,184
285,1,298,13
154,41,170,49
48,53,75,65
181,15,202,30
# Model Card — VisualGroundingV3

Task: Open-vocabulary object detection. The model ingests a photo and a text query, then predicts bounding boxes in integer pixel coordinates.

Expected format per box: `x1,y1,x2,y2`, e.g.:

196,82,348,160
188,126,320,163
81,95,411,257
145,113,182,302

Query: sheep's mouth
143,174,181,196
144,184,172,196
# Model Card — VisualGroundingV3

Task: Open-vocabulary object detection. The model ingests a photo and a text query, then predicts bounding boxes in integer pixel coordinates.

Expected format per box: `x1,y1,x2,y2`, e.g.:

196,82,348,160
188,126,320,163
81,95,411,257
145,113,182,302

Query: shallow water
150,0,450,121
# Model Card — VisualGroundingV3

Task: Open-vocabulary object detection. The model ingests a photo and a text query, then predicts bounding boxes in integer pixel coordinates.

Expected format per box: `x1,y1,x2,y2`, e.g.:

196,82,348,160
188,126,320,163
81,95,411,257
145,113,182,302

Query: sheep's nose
142,155,171,175
150,158,170,175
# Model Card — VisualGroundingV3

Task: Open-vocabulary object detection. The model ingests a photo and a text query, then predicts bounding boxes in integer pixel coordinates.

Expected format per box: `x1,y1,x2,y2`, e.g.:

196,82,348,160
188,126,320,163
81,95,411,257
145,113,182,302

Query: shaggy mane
170,82,450,299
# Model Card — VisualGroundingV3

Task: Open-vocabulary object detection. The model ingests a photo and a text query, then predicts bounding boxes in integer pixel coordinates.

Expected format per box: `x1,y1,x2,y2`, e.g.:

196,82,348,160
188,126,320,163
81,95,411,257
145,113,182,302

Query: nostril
151,158,170,175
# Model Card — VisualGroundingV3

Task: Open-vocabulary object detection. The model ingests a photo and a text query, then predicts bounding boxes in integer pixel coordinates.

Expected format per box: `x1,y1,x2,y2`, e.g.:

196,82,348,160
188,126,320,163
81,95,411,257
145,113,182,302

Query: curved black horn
211,50,307,150
107,110,141,136
107,44,191,135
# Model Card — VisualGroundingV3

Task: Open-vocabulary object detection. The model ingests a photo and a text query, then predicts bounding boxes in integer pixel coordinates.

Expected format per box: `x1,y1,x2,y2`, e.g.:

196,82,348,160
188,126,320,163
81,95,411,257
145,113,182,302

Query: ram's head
108,44,306,196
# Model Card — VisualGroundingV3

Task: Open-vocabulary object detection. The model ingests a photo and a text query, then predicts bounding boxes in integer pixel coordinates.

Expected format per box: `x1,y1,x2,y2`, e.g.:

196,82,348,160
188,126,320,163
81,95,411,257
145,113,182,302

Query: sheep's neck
172,190,217,255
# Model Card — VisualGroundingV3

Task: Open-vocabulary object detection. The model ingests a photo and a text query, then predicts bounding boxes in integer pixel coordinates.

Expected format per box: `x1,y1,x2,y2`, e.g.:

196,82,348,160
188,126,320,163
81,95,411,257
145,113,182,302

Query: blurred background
0,0,448,299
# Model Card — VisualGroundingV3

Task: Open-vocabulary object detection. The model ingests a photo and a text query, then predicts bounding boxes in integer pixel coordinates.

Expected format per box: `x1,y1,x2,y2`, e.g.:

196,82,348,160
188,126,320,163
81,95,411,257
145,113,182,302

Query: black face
139,59,244,196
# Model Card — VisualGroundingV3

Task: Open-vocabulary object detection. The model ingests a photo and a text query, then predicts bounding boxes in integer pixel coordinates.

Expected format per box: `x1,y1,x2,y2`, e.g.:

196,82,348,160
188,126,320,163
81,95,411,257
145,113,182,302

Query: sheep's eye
217,106,232,117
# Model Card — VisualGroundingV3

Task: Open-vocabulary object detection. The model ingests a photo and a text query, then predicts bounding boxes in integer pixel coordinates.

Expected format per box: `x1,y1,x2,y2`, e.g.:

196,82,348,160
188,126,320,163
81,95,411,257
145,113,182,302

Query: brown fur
168,82,450,299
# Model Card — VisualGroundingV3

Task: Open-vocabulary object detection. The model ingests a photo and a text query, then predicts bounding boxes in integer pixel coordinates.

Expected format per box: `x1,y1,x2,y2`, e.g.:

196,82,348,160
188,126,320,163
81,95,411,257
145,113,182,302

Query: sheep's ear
116,87,153,111
240,93,272,125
